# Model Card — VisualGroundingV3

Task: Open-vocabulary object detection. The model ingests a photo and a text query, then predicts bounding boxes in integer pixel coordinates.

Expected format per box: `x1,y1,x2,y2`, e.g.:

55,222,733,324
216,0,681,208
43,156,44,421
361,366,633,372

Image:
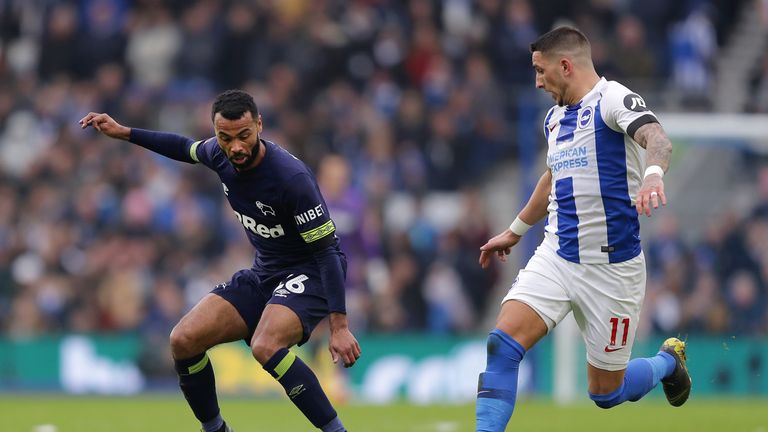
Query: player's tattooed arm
634,122,672,216
633,122,672,172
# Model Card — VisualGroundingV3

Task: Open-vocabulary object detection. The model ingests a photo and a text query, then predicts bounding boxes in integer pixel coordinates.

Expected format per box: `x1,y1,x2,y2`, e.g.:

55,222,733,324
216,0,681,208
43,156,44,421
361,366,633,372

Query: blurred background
0,0,767,409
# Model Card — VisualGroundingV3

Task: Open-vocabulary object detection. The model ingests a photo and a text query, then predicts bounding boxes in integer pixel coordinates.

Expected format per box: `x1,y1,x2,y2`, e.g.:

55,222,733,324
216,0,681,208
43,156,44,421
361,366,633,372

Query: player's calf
588,350,677,409
260,347,346,432
476,328,526,432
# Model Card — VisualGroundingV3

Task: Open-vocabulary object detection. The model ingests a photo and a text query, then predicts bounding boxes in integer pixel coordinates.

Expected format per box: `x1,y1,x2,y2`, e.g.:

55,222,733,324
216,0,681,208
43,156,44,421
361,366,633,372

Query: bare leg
250,304,303,363
170,293,248,359
495,300,549,350
587,364,625,395
169,294,248,431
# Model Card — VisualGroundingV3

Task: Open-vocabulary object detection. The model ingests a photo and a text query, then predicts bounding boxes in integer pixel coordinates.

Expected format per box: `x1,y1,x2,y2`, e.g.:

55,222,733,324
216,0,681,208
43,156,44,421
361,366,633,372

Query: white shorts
502,234,646,371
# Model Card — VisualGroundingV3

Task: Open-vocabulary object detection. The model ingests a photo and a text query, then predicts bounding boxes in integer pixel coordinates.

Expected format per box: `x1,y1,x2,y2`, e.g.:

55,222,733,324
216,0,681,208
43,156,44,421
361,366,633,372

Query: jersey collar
567,77,607,109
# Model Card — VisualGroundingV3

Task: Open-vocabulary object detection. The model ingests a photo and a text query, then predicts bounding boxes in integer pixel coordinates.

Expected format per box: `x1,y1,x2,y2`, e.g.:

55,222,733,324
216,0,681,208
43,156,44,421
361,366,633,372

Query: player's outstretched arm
633,122,673,217
479,170,551,269
79,112,199,164
79,112,131,140
328,312,361,368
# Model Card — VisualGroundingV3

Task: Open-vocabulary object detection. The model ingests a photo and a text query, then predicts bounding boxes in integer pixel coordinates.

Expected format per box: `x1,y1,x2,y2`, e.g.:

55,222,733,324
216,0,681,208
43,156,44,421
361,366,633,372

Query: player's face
214,111,262,170
532,51,567,107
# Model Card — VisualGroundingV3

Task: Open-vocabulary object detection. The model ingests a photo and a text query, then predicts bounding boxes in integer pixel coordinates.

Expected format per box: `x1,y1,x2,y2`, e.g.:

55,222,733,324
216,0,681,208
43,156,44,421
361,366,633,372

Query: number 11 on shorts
607,317,630,350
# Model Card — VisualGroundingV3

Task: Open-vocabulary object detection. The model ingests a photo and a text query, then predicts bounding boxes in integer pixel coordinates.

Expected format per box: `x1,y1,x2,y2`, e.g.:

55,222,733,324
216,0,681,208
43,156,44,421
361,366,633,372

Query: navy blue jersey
190,138,338,270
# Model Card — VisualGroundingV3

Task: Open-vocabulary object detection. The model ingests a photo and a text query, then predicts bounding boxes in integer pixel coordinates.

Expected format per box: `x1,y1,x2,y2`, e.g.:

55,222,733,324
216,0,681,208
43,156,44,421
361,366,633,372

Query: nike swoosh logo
548,123,556,132
604,346,624,353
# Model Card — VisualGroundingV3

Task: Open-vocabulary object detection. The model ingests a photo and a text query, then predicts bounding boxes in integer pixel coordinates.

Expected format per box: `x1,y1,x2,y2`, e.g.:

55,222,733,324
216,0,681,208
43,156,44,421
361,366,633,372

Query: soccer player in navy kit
80,90,360,432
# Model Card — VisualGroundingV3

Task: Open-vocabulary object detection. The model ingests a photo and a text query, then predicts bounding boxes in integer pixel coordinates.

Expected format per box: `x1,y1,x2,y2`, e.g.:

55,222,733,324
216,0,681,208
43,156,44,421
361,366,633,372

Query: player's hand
636,174,666,217
479,229,521,269
79,112,131,140
328,313,361,368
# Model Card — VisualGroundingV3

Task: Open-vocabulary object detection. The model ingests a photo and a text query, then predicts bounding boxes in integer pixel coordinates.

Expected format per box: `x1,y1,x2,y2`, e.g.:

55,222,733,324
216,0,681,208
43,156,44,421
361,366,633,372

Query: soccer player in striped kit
475,27,691,431
80,90,360,432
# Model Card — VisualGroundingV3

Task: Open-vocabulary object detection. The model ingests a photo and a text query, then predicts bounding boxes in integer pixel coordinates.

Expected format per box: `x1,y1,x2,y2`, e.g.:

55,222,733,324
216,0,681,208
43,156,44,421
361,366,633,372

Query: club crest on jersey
255,201,276,216
578,106,593,129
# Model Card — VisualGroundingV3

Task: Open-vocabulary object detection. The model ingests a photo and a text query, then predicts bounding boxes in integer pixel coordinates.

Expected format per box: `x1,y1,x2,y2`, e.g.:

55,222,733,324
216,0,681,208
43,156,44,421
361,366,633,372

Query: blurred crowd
0,0,764,355
641,163,768,338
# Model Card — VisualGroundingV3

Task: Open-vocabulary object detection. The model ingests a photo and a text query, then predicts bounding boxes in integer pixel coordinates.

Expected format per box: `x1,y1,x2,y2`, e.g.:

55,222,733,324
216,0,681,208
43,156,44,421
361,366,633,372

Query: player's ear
559,57,576,77
256,114,263,133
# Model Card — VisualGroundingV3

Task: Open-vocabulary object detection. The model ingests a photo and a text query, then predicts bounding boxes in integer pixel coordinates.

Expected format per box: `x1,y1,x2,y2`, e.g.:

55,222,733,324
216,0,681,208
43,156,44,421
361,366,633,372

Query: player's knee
169,324,198,358
251,335,283,364
486,328,525,368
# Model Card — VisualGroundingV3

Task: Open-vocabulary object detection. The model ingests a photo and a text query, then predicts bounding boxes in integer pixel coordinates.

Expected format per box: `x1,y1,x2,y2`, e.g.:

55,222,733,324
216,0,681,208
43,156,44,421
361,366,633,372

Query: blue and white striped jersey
542,78,658,264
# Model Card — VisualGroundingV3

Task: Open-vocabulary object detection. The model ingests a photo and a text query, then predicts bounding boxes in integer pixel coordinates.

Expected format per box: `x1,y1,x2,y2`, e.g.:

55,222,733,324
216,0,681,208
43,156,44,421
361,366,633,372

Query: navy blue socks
263,348,344,431
175,353,222,431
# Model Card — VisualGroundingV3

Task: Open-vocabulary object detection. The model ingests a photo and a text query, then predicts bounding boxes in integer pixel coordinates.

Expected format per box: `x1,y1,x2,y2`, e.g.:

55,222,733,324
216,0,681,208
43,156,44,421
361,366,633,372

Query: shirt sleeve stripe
189,140,201,163
300,220,336,243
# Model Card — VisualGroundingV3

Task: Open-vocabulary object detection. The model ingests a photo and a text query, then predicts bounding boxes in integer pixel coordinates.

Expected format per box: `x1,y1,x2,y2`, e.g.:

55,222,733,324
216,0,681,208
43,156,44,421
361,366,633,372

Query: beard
227,137,261,170
229,151,257,170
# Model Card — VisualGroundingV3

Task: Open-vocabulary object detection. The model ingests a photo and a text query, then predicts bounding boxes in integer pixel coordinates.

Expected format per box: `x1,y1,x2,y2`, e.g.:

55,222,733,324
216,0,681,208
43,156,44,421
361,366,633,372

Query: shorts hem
501,296,555,332
586,355,629,372
210,289,256,343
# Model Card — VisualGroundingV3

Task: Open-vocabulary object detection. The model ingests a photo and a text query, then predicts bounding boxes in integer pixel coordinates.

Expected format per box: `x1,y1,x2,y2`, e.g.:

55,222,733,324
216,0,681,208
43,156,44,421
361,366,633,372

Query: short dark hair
211,89,259,121
529,26,590,55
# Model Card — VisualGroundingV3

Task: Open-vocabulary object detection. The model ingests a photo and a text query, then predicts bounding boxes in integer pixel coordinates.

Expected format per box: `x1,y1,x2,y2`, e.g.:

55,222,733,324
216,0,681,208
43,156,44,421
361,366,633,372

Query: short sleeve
599,82,659,140
282,173,336,245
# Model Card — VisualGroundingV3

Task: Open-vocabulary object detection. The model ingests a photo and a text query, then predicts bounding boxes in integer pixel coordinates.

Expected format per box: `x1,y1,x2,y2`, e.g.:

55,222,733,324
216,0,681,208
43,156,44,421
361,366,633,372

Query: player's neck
566,73,601,106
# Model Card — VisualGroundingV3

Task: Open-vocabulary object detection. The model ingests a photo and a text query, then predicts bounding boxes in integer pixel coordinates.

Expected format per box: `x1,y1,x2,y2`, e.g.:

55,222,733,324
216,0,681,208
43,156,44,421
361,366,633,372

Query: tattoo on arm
633,122,672,172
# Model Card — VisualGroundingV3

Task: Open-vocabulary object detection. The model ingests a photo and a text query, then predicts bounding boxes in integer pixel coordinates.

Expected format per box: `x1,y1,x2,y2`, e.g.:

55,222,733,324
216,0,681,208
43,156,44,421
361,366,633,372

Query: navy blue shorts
211,264,332,346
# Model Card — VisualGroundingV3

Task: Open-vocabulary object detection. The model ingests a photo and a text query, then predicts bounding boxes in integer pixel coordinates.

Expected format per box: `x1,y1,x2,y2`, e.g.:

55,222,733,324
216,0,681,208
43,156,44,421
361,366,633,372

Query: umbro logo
288,384,305,399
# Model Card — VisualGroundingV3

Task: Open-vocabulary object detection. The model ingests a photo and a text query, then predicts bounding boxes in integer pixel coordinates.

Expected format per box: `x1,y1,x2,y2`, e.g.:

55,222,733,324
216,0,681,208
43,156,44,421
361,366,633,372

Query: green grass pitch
2,396,766,431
